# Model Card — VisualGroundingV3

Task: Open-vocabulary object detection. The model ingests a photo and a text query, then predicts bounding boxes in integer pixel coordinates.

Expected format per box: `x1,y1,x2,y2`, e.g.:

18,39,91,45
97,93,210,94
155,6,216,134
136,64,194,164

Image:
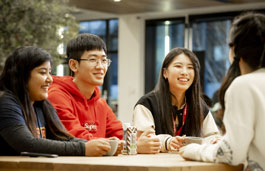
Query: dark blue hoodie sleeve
0,93,26,131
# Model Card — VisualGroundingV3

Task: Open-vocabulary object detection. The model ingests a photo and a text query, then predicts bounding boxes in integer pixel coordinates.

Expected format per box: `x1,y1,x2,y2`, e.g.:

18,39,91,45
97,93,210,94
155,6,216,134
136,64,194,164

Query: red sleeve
48,88,95,140
104,101,123,140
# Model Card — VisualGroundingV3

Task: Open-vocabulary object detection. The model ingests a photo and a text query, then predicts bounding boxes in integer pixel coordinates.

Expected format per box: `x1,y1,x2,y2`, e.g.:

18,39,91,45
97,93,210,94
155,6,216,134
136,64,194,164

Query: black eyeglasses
79,58,112,67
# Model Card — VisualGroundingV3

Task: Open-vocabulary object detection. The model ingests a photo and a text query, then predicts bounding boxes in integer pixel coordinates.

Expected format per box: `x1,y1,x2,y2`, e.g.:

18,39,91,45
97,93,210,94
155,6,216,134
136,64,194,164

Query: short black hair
66,33,107,61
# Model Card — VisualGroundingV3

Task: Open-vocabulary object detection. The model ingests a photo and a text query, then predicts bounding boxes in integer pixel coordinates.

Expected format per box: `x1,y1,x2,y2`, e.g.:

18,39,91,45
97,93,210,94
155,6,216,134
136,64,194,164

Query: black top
0,92,86,156
135,91,209,136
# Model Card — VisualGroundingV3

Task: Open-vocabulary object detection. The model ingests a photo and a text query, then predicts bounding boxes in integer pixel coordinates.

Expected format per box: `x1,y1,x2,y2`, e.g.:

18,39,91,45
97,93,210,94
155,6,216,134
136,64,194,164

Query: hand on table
137,129,161,154
207,135,222,144
168,136,185,151
85,138,110,156
108,137,125,156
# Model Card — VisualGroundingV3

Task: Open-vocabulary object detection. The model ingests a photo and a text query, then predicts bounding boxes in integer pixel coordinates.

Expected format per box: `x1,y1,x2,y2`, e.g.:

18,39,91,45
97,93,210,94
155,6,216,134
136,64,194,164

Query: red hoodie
48,76,123,140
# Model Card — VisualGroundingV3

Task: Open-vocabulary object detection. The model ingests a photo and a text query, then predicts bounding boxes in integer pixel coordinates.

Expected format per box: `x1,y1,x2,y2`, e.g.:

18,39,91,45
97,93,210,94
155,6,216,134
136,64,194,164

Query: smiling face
163,53,195,94
28,61,53,103
71,49,108,88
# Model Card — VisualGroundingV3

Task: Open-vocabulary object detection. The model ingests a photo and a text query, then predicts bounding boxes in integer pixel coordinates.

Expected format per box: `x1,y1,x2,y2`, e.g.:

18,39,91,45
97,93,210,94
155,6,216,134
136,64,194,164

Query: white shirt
180,68,265,170
133,103,219,152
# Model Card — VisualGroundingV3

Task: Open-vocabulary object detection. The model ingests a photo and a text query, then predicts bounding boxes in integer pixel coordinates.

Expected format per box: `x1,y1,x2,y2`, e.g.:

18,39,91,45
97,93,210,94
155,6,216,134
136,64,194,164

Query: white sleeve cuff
180,143,217,162
157,134,172,152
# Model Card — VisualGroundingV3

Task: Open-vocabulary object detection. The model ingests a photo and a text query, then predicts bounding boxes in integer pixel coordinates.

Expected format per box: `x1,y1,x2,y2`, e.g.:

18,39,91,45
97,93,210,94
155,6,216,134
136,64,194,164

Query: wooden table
0,153,243,171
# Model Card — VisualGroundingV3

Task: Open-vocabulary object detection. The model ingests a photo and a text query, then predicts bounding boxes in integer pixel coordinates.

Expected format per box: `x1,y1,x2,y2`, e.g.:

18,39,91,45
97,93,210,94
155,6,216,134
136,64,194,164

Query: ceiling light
114,0,121,2
165,21,171,25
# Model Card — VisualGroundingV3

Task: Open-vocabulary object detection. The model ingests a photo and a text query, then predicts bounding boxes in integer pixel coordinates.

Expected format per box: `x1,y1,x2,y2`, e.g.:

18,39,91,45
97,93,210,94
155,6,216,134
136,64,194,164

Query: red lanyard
173,104,187,136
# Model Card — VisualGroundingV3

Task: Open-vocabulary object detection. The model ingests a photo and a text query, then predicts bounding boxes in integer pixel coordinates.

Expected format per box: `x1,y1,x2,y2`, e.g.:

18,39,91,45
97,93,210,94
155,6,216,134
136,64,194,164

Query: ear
163,68,168,79
69,59,79,73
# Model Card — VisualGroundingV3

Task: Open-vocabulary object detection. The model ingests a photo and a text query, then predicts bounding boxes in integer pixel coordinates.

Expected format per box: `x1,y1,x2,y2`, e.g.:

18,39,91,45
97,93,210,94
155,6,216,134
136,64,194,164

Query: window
80,20,106,39
145,11,265,101
145,18,185,93
190,14,234,99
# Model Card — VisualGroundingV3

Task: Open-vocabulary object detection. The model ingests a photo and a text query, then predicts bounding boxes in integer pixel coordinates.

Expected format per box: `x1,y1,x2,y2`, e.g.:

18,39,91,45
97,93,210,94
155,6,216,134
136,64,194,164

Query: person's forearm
69,137,87,143
0,125,85,156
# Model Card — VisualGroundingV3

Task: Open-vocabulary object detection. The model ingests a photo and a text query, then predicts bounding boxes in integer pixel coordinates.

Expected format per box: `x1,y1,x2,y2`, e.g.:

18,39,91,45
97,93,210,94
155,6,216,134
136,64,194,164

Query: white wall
118,15,145,123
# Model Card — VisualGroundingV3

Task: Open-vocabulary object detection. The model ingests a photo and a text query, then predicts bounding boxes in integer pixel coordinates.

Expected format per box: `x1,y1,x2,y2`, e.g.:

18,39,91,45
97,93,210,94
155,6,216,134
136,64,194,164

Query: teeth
178,78,188,81
42,86,49,89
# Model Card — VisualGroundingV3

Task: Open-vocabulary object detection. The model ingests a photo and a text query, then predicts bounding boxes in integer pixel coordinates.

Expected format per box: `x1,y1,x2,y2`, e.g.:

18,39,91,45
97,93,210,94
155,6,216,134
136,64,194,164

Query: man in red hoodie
48,34,123,153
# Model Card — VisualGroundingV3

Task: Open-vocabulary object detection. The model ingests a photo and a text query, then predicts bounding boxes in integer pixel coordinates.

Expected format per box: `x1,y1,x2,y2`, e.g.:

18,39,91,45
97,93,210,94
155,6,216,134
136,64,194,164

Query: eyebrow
86,54,107,58
173,62,193,65
37,67,51,71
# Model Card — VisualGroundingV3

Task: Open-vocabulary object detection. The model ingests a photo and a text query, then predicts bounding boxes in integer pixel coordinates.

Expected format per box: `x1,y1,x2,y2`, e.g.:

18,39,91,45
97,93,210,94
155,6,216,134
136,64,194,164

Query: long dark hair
219,56,241,110
154,47,204,136
219,12,265,111
0,46,73,140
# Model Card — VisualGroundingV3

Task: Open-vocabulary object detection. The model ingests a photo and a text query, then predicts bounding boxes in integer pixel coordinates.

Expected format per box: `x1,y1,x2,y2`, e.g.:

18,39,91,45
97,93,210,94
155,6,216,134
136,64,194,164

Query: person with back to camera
0,46,111,156
180,12,265,170
133,47,220,154
48,33,124,154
